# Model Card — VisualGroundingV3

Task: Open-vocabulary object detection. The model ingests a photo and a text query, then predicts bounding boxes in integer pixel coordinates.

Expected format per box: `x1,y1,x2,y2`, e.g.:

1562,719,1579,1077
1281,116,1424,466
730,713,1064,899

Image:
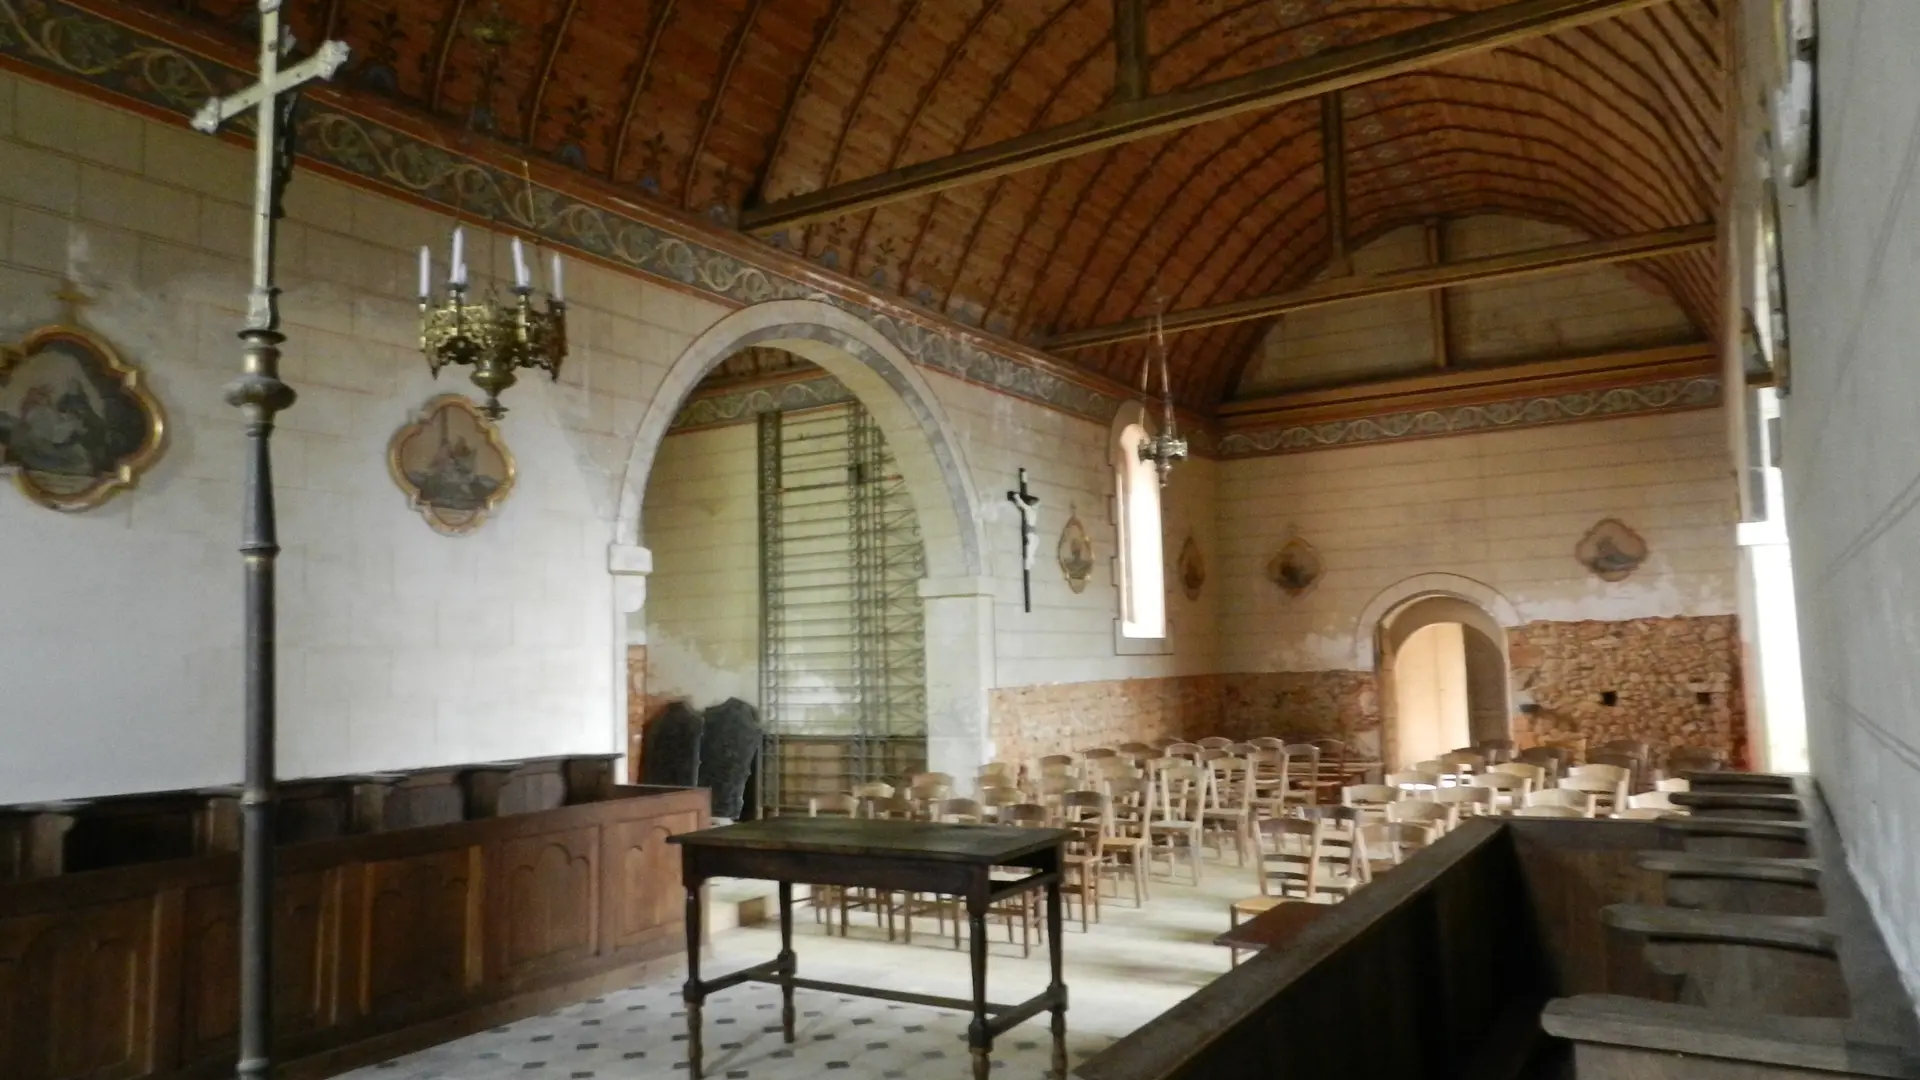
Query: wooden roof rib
254,0,1724,409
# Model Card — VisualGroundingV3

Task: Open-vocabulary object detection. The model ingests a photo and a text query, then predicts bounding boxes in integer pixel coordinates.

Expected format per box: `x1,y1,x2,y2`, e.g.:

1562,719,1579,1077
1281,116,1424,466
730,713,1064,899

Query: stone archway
611,299,996,780
1358,575,1519,768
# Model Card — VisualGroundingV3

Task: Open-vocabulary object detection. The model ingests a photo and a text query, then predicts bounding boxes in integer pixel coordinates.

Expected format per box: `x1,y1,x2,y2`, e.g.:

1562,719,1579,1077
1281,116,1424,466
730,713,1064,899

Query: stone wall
987,671,1385,766
1507,615,1746,768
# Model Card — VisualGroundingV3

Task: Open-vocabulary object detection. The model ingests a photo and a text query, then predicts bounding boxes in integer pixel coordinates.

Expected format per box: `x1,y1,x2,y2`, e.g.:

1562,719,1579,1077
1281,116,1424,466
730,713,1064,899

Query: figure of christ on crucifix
191,6,349,1080
1008,467,1041,613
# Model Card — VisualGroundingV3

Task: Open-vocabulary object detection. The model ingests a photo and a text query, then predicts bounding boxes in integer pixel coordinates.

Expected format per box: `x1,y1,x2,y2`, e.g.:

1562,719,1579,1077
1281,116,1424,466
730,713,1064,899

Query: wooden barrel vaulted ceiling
195,0,1725,410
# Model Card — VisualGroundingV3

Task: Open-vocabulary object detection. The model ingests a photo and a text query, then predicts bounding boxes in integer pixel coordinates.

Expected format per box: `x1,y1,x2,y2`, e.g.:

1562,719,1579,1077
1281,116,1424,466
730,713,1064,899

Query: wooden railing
0,784,707,1080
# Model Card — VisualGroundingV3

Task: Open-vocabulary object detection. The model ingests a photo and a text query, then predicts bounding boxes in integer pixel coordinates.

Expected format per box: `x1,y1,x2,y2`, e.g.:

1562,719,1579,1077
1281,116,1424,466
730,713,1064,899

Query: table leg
1046,875,1067,1079
967,885,990,1080
777,880,796,1043
682,883,704,1079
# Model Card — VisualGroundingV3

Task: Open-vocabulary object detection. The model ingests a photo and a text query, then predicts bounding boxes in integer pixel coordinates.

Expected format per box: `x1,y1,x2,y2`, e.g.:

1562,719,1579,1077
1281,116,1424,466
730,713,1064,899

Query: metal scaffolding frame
758,403,928,815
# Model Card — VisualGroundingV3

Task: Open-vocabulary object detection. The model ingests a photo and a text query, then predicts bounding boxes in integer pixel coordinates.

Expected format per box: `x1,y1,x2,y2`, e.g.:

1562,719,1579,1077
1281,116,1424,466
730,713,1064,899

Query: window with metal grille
756,402,927,815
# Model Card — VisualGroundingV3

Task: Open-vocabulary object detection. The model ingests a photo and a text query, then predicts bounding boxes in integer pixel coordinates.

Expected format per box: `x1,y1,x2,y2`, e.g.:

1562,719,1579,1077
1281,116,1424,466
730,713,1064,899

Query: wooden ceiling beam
738,0,1672,231
1113,0,1149,102
1322,90,1350,276
1047,221,1716,350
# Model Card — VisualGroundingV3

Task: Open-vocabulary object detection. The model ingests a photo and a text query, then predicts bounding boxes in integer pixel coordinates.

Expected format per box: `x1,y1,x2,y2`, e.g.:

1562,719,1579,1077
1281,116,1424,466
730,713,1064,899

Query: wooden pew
1544,778,1920,1079
0,783,707,1080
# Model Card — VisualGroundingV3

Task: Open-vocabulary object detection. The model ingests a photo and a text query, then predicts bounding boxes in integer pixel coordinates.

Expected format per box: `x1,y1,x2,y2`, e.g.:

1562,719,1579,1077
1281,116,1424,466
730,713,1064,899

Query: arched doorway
1358,578,1517,770
612,300,994,786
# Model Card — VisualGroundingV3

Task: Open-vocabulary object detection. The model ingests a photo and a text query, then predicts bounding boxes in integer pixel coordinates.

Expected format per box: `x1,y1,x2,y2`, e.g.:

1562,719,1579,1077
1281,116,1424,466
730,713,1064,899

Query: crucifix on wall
1008,467,1040,613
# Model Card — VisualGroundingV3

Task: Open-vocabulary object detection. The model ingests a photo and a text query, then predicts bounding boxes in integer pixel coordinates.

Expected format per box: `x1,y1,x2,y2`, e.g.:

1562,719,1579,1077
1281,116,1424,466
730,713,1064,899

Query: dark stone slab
698,698,762,820
642,702,704,788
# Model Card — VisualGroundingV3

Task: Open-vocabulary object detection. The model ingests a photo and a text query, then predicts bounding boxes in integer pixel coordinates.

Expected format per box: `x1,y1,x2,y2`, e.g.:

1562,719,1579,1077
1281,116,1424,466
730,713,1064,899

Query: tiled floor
338,860,1259,1080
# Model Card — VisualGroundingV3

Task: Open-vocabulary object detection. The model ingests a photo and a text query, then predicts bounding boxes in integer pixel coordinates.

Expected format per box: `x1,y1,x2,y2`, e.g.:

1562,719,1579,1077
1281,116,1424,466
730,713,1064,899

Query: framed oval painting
388,394,515,535
0,324,165,511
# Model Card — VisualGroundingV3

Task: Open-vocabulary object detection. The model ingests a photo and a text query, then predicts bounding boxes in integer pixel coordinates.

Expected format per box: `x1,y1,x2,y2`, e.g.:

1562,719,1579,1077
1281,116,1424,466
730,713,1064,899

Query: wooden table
669,817,1070,1080
1214,899,1333,958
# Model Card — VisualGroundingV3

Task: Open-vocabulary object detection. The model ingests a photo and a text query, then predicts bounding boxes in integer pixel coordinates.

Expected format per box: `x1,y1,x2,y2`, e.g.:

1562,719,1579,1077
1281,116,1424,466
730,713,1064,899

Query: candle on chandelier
417,245,431,300
450,227,467,287
511,236,530,290
551,253,564,302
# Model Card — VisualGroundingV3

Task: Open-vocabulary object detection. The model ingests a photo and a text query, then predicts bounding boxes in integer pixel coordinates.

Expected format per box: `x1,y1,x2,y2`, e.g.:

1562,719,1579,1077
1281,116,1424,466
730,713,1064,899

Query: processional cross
191,7,348,1080
1008,468,1041,613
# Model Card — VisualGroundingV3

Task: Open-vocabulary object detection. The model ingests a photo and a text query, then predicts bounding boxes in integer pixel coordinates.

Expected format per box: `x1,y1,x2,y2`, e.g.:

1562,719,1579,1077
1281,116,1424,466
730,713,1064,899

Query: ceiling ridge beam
738,0,1673,231
1047,221,1716,351
1113,0,1149,102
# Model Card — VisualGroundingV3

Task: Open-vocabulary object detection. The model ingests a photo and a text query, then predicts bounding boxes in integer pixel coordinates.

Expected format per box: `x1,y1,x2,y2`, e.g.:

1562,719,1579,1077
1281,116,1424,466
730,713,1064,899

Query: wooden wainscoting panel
358,847,479,1018
177,870,337,1061
498,826,599,977
605,810,698,955
0,894,156,1080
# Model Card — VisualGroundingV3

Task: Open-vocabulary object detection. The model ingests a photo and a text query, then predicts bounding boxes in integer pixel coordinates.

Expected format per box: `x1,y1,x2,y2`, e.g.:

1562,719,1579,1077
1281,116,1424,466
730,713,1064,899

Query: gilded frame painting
0,324,165,511
388,394,516,535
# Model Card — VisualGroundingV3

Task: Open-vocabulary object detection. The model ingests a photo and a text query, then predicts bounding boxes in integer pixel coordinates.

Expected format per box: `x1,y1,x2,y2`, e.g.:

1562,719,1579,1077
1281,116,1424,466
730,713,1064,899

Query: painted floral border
1216,376,1722,458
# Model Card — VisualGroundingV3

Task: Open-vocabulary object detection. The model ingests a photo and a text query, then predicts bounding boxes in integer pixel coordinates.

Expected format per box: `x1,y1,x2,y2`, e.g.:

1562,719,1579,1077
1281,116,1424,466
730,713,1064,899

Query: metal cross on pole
191,6,347,1080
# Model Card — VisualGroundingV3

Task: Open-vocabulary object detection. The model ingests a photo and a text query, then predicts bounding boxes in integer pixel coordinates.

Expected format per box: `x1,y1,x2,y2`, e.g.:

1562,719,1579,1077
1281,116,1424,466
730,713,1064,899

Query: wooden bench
1543,777,1920,1079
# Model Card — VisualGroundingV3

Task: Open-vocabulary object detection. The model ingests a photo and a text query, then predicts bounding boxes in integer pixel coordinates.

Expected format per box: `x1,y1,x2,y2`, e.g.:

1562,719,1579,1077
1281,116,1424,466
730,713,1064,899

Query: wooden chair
1526,787,1594,817
1388,799,1456,836
1249,737,1287,751
1085,755,1142,790
1310,738,1353,802
806,793,862,934
1300,806,1367,900
975,762,1019,791
1283,743,1322,806
1561,775,1626,816
1146,762,1206,885
1163,742,1203,759
1597,739,1652,763
1082,747,1119,760
1514,805,1586,818
1197,737,1235,750
1469,772,1531,813
1566,765,1630,814
1247,746,1294,809
1200,756,1257,866
979,785,1024,822
1656,777,1692,793
936,797,984,823
907,777,952,819
1362,822,1433,875
1034,774,1075,815
1516,747,1566,785
1059,791,1111,931
1116,741,1156,761
1386,770,1440,797
851,781,895,817
1614,807,1681,820
1476,738,1517,764
1227,818,1319,967
990,803,1052,956
1101,775,1153,905
1587,751,1644,793
1431,785,1494,818
1628,790,1682,812
1340,784,1400,823
1490,761,1548,791
1437,750,1486,787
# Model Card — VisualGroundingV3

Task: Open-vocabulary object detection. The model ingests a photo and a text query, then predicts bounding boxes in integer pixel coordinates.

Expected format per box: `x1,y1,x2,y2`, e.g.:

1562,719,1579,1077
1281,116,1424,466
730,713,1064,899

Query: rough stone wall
1507,615,1746,768
1219,672,1384,755
988,677,1220,766
988,671,1385,765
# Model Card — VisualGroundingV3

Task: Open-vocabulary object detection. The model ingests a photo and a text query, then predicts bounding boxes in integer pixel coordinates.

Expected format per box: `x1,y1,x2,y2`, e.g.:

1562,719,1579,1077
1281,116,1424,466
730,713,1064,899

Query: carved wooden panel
178,870,335,1060
0,896,154,1080
500,827,597,974
607,811,699,952
359,847,478,1015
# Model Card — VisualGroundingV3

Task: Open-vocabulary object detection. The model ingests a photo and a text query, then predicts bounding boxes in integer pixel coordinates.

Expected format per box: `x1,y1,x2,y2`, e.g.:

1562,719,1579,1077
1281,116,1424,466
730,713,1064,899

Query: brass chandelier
418,228,567,419
1138,307,1188,486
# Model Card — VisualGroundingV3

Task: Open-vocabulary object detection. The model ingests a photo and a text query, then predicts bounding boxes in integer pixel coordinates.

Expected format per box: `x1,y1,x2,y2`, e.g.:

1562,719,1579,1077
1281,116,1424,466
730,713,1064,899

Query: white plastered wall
1217,408,1741,677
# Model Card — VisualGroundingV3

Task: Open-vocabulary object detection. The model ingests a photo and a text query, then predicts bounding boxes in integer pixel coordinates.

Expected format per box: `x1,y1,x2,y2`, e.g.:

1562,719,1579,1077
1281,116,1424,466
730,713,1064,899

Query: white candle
417,245,431,299
512,236,529,289
550,253,564,302
450,227,466,287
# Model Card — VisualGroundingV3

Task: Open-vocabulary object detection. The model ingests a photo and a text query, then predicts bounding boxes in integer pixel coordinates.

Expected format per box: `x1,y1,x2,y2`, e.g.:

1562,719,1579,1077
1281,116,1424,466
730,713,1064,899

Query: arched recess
1356,574,1521,769
611,299,996,781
